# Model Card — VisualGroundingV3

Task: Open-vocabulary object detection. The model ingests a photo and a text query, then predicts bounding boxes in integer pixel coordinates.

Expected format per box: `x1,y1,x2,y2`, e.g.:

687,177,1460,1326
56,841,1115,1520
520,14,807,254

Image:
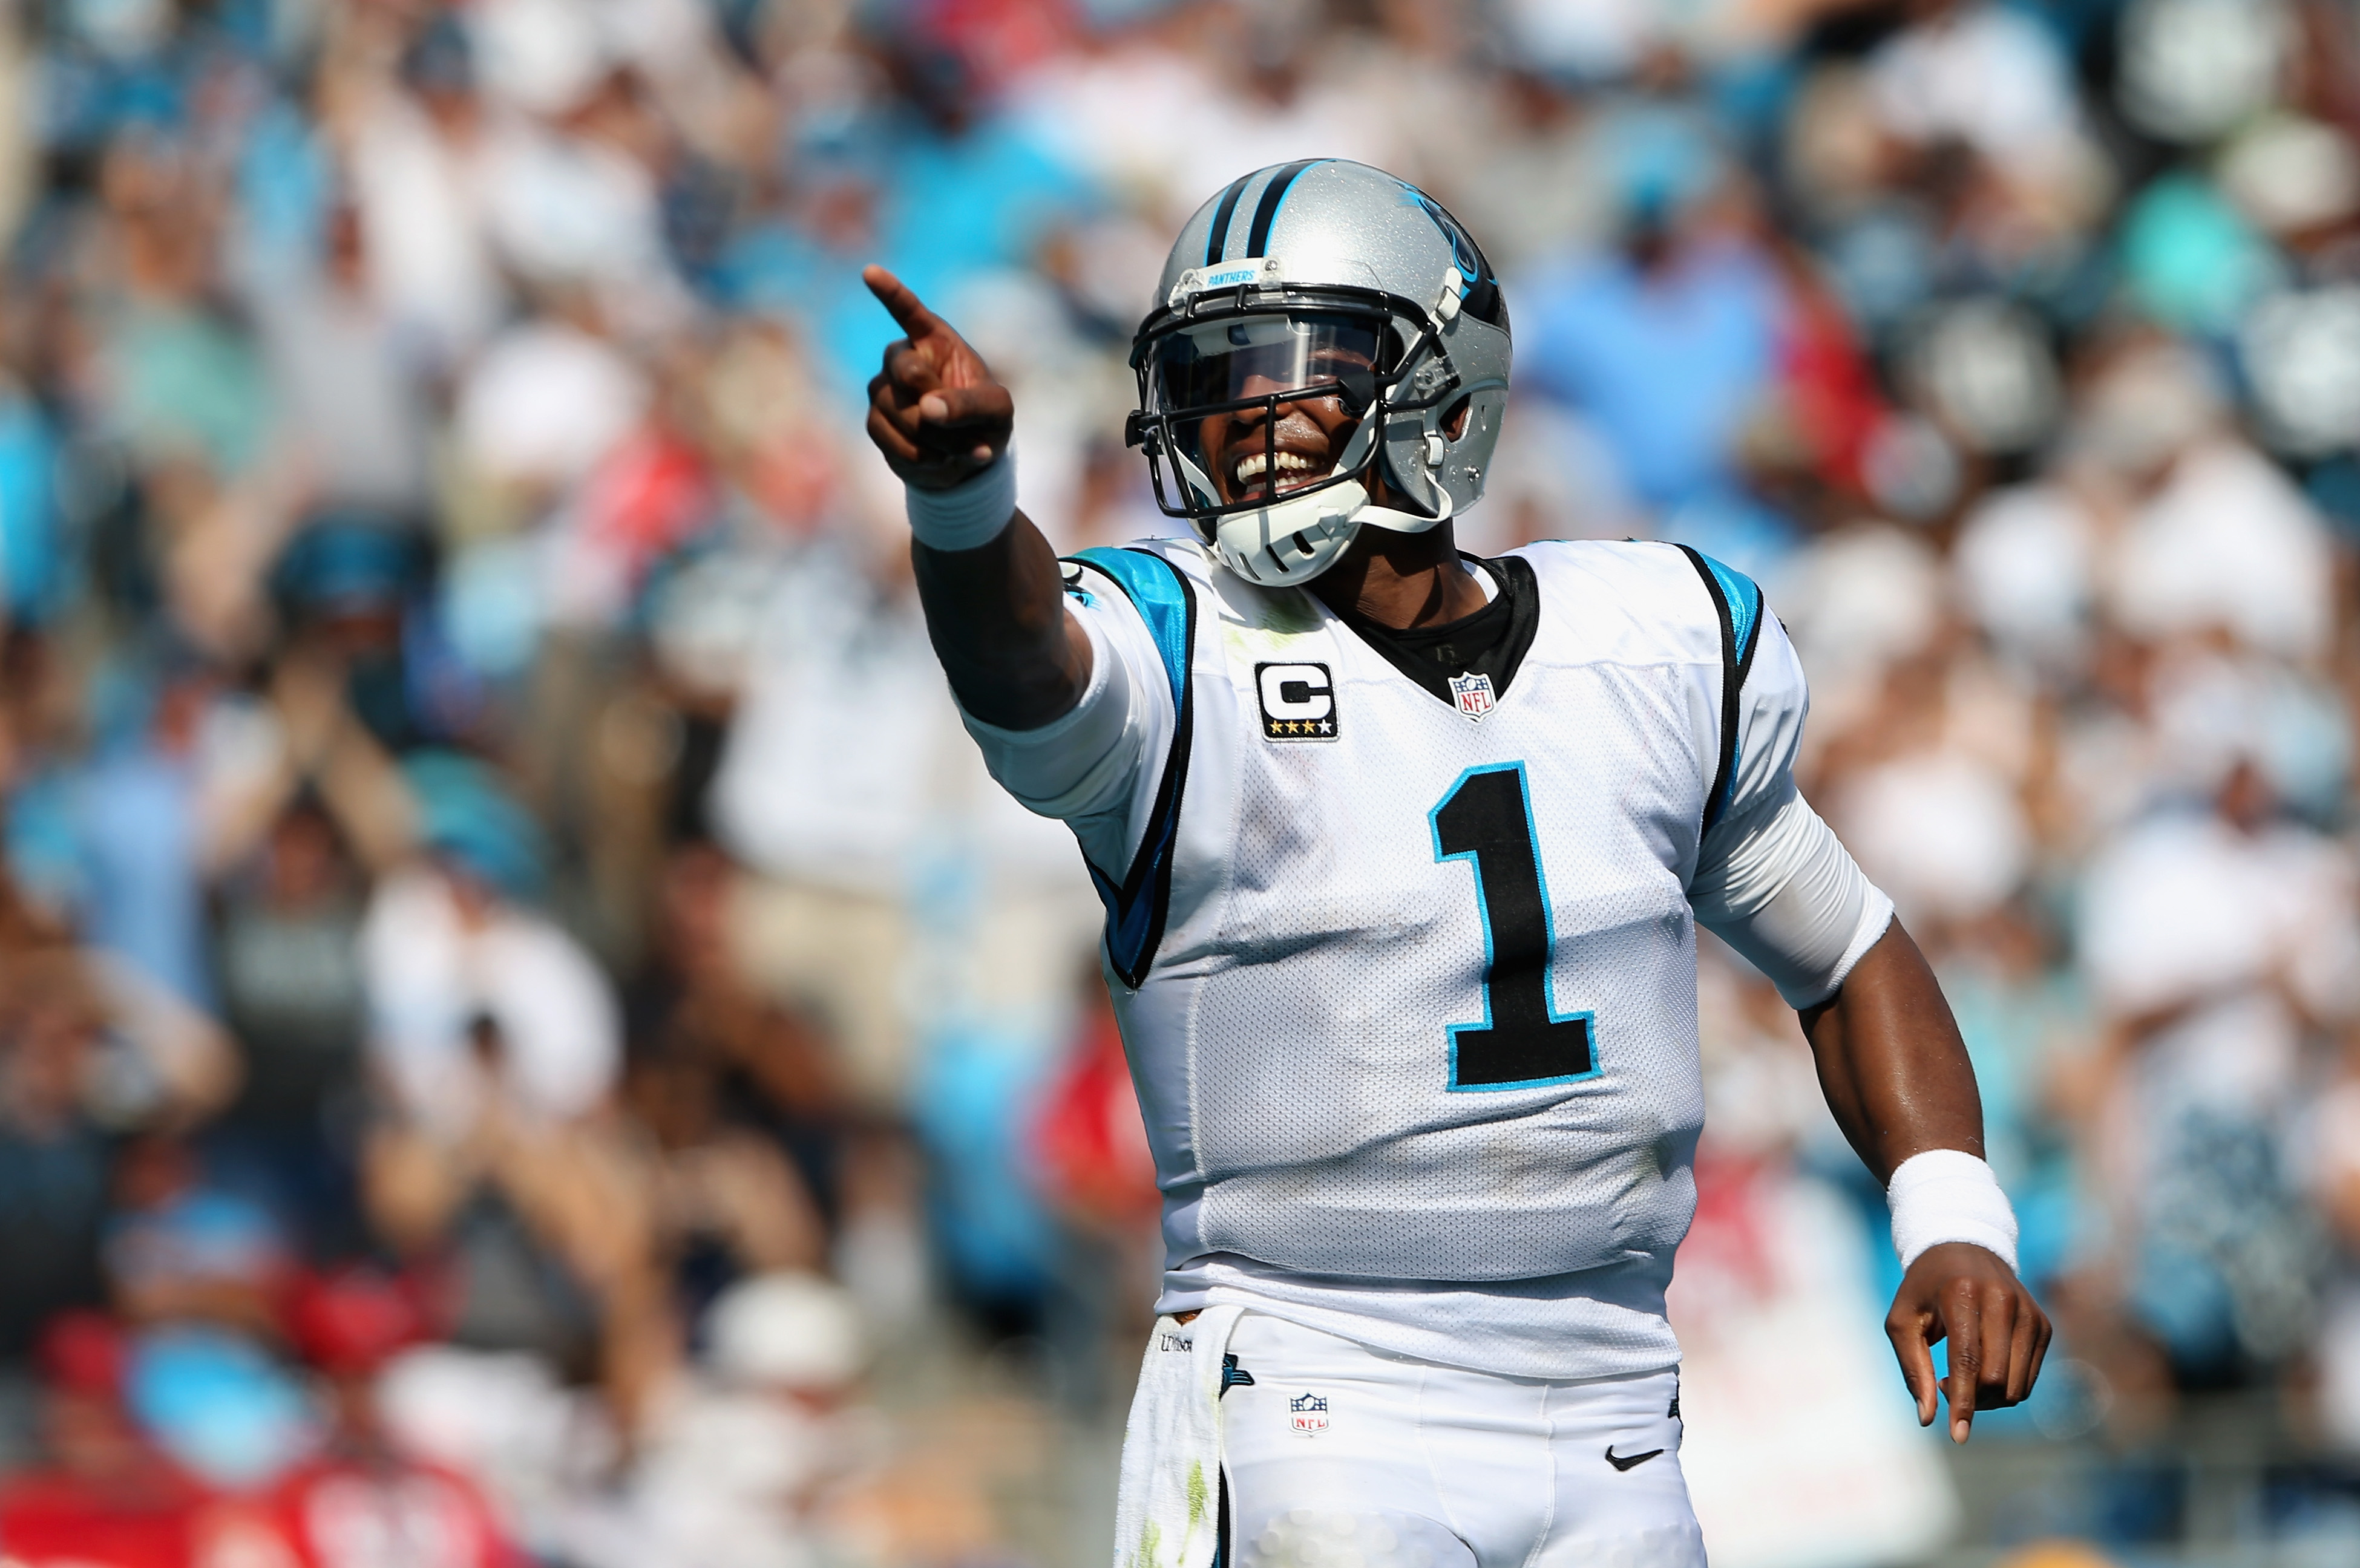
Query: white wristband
906,449,1016,552
1886,1149,2019,1273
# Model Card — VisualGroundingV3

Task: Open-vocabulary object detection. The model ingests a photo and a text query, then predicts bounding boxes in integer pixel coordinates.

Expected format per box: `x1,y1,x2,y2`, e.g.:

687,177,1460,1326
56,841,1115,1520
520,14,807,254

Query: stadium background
0,0,2356,1563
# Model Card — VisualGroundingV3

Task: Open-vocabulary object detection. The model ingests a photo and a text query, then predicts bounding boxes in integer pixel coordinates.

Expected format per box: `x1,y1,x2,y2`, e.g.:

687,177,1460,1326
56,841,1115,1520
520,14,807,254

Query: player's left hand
1885,1241,2051,1443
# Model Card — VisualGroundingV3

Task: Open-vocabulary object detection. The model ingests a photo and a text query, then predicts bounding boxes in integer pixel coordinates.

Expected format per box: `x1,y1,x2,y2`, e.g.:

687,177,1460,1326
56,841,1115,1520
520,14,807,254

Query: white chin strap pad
1207,475,1449,588
1210,481,1368,586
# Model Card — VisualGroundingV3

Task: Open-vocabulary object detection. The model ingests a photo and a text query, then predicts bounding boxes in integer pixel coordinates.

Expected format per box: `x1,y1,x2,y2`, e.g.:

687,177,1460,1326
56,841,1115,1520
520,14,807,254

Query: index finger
864,265,941,338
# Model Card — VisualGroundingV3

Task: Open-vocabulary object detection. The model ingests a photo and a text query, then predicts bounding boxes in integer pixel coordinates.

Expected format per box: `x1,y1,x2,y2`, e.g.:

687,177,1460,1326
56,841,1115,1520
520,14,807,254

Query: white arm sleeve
1689,611,1895,1009
959,594,1175,878
1694,786,1894,1008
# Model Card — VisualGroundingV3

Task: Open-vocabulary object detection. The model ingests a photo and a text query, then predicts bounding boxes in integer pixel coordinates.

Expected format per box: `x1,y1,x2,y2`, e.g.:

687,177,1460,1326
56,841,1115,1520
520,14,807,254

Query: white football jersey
976,536,1841,1379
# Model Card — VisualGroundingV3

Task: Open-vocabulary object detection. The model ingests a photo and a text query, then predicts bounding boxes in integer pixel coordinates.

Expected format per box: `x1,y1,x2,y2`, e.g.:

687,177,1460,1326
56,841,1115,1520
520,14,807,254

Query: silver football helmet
1127,159,1512,587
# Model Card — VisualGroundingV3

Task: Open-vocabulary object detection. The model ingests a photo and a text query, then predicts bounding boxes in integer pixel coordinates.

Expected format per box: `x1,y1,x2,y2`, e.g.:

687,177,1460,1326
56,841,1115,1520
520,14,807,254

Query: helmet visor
1144,312,1385,511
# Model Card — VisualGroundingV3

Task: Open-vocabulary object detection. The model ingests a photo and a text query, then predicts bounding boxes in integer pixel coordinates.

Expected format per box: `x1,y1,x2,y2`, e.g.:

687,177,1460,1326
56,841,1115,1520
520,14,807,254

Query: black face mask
1137,310,1391,518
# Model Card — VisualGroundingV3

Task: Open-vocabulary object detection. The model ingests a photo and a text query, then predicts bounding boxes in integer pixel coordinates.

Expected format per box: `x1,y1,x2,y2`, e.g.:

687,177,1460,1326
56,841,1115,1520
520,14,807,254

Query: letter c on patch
1259,662,1333,721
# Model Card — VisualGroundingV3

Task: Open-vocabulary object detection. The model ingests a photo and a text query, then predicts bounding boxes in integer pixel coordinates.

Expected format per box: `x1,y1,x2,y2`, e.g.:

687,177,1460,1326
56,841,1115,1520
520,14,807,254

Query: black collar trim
1332,554,1541,710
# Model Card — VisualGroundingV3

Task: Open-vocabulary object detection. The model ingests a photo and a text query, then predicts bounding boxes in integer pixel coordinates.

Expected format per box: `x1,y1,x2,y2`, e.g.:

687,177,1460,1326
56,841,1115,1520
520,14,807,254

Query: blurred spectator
0,913,237,1361
589,1270,871,1568
2076,759,2360,1377
704,532,938,1111
104,1132,289,1335
1513,107,1783,540
621,1039,828,1318
74,665,217,1007
121,1324,316,1495
258,1265,523,1568
253,203,436,528
360,754,619,1138
625,841,847,1211
360,1011,632,1385
0,1312,212,1568
1866,2,2083,169
2309,1023,2360,1449
206,797,372,1256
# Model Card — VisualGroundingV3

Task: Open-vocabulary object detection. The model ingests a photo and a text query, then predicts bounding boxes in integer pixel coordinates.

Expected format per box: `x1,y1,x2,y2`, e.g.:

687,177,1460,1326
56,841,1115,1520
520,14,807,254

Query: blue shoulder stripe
1674,544,1765,833
1066,546,1197,988
1695,550,1762,667
1073,546,1190,705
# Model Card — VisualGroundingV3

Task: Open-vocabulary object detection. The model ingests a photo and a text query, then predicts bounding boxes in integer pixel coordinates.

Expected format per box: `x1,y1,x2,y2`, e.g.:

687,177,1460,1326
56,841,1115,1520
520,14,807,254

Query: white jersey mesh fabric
963,537,1860,1379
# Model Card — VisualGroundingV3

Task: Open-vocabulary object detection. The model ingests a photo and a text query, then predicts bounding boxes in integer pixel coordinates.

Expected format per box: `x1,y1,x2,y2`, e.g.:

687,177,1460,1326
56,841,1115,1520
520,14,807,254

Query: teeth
1235,451,1315,483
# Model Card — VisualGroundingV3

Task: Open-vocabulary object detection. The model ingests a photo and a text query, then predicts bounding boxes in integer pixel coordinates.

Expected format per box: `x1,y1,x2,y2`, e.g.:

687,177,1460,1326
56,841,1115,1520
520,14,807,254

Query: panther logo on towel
1289,1392,1329,1436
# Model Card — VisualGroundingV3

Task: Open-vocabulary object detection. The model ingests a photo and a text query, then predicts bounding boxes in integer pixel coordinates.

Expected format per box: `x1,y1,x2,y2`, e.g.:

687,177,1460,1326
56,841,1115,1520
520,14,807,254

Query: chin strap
1354,499,1449,535
1354,472,1453,536
1211,469,1455,587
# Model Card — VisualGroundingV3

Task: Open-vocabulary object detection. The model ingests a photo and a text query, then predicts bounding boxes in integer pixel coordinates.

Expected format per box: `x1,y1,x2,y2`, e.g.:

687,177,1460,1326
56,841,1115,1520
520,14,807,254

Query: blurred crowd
1,0,2359,1563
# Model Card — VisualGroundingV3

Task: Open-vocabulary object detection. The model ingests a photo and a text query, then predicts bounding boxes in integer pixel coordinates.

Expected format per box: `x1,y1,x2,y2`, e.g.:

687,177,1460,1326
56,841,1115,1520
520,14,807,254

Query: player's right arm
863,267,1169,876
862,265,1090,731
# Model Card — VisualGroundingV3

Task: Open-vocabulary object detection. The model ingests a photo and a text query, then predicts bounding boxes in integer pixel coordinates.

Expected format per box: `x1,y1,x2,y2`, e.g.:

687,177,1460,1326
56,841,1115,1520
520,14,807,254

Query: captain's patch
1257,662,1338,741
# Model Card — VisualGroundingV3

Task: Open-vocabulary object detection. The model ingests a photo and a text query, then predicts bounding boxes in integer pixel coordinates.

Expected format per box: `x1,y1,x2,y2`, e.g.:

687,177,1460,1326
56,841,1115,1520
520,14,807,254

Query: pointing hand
1887,1241,2052,1443
863,266,1016,492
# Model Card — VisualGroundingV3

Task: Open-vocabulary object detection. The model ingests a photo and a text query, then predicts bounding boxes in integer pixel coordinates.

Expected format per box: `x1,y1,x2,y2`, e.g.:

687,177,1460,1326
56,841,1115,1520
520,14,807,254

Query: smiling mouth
1230,447,1329,501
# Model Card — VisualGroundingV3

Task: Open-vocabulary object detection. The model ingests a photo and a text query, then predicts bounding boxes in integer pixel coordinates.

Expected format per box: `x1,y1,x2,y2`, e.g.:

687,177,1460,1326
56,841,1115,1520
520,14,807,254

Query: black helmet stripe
1204,174,1253,266
1246,159,1321,259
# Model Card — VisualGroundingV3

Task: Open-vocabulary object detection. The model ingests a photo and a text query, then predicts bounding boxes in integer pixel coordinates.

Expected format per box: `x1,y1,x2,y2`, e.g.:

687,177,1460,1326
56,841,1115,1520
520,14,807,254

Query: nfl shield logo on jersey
1449,671,1496,721
1289,1393,1329,1436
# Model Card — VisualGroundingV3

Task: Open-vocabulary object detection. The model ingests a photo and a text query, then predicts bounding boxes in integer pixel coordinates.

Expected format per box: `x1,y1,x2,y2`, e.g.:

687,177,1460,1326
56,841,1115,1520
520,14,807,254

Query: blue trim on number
1427,761,1599,1094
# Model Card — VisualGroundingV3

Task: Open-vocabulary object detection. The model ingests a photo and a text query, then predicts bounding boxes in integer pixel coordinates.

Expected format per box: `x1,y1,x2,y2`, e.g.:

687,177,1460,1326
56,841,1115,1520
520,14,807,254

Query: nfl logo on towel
1449,671,1495,720
1290,1393,1329,1436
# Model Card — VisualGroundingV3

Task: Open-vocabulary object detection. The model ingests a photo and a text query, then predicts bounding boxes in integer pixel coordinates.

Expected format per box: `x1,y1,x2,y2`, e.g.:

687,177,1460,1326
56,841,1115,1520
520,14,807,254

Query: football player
863,159,2047,1568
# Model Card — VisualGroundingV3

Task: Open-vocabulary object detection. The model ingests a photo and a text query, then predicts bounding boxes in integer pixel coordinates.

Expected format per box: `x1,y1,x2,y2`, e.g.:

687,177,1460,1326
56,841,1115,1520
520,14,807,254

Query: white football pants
1216,1313,1706,1568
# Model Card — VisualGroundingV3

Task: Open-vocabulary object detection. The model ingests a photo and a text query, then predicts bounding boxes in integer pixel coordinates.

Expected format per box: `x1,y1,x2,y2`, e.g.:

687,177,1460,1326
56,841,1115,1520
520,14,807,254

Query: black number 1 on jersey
1431,763,1597,1090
